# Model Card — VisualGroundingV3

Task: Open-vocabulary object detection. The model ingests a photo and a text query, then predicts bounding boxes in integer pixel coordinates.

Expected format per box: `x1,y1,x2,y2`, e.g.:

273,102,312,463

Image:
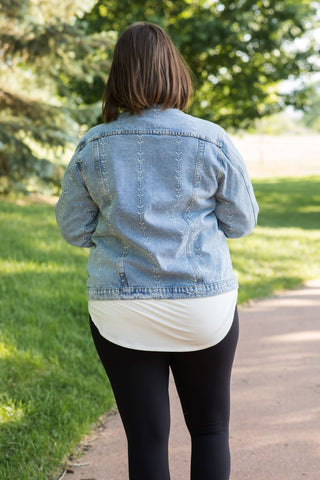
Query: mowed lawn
1,175,320,479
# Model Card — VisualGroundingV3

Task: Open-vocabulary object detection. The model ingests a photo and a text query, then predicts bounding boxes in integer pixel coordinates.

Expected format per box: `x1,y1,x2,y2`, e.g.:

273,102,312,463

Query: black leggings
90,307,239,480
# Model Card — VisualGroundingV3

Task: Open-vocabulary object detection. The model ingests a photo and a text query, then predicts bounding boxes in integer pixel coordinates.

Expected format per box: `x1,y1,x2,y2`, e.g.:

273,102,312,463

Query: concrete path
61,280,320,480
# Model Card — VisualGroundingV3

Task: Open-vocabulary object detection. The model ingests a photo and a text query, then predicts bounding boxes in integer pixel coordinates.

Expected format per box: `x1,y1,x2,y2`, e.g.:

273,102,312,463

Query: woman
55,22,258,480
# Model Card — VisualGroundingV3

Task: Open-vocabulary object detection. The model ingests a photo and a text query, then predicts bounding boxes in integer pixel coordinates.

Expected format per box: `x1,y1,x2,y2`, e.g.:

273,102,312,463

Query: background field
233,134,320,178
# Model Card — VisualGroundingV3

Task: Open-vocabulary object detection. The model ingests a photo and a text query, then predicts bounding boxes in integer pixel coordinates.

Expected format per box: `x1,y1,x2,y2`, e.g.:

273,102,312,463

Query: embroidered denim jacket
55,107,259,300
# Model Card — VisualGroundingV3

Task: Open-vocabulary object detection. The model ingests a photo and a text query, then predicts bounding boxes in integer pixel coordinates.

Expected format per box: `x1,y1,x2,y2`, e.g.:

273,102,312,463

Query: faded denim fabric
55,107,259,300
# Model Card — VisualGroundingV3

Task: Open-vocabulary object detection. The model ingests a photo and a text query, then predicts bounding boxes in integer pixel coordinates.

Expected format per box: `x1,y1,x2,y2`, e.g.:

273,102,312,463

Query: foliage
1,176,320,478
83,0,320,128
1,0,319,192
0,0,112,193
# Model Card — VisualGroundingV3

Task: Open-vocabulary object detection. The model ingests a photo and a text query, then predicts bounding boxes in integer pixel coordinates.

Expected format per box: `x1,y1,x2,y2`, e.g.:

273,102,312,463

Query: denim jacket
55,107,259,300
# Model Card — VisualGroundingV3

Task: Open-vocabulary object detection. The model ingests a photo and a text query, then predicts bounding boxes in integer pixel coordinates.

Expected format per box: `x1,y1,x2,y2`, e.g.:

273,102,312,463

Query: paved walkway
61,280,320,480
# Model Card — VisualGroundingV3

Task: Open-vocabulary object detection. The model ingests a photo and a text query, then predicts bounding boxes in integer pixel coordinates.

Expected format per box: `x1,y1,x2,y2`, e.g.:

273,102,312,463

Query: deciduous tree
83,0,320,128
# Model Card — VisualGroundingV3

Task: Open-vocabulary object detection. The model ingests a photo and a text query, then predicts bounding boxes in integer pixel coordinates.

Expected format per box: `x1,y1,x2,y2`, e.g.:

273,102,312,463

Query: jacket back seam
80,129,223,152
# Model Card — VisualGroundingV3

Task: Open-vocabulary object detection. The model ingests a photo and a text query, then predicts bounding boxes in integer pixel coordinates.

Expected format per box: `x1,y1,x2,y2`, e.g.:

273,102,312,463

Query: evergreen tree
0,0,112,192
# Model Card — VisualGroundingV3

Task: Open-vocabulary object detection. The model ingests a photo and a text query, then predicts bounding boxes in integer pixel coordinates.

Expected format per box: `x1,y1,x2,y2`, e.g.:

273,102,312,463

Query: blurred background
0,0,319,194
1,3,320,479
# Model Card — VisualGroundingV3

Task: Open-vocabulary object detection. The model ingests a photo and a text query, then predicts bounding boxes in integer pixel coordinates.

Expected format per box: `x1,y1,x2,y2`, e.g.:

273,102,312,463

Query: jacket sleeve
214,130,259,238
55,146,99,247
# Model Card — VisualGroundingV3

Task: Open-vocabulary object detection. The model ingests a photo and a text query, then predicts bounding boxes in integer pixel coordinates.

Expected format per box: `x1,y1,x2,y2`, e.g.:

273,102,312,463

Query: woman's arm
55,148,99,247
215,131,259,238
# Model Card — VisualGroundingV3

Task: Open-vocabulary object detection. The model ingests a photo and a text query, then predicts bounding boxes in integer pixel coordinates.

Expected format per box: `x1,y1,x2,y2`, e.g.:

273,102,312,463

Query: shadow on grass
253,176,320,230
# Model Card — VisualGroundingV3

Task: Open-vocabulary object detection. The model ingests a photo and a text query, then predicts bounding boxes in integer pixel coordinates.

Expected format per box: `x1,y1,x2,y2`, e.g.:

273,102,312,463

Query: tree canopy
1,0,319,192
84,0,320,127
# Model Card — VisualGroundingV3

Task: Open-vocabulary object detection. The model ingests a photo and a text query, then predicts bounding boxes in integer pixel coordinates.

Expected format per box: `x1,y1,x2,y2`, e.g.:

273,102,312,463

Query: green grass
0,199,113,480
229,176,320,303
1,175,320,479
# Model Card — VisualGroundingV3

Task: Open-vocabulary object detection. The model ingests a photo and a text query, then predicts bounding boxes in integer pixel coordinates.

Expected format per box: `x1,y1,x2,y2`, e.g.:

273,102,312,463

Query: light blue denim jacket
55,107,259,300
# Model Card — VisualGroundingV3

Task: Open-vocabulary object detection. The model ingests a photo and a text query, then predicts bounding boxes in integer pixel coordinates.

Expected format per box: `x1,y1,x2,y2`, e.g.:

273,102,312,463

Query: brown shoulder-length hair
102,22,193,123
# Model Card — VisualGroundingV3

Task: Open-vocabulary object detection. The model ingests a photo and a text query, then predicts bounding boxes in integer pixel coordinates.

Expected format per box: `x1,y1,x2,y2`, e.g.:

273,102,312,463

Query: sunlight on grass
0,341,12,359
298,206,320,213
0,399,25,424
1,259,81,274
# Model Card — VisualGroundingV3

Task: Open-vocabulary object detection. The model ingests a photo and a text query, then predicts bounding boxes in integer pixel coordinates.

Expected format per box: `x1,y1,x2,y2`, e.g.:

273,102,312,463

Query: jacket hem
87,278,238,300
